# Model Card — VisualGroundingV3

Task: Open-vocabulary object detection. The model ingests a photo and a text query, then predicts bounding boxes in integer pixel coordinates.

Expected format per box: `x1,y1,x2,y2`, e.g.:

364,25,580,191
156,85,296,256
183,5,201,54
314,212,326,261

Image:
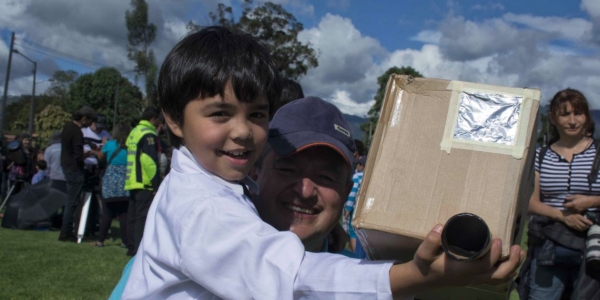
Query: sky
1,0,599,117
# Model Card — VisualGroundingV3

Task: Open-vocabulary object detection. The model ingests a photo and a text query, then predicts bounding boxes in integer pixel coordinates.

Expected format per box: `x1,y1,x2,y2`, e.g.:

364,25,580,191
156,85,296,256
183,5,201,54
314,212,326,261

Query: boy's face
166,81,270,181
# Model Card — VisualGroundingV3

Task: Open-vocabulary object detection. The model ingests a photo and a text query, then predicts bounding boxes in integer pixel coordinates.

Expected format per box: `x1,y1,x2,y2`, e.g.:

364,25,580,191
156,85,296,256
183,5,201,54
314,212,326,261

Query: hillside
343,114,367,141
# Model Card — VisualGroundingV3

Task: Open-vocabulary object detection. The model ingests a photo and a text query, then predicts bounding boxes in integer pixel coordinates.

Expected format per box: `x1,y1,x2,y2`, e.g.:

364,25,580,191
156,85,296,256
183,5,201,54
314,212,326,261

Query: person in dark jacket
58,106,98,242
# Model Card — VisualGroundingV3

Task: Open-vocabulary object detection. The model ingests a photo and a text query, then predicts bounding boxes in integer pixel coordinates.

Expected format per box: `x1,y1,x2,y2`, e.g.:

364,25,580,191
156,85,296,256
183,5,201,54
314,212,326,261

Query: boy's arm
389,225,525,298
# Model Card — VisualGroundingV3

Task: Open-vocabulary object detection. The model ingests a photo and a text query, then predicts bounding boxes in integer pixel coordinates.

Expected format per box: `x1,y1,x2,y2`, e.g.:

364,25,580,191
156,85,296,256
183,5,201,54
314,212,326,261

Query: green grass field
0,221,527,300
0,226,129,300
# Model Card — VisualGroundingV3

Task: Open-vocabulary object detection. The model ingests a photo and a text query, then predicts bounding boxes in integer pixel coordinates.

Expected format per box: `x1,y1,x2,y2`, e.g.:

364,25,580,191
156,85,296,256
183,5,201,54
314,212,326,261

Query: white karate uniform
122,146,393,300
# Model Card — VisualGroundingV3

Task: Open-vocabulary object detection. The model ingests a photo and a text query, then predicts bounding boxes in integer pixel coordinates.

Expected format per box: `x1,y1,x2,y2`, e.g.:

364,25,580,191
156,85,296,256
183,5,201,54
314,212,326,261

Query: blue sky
1,0,599,116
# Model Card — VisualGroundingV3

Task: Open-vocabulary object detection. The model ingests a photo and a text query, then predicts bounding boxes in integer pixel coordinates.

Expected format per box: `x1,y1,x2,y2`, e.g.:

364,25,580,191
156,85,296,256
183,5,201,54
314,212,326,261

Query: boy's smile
166,81,269,181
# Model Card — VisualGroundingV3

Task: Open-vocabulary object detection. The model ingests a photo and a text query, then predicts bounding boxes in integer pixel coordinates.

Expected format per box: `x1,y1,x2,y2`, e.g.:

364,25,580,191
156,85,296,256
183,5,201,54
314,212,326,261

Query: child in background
122,26,524,300
31,160,48,185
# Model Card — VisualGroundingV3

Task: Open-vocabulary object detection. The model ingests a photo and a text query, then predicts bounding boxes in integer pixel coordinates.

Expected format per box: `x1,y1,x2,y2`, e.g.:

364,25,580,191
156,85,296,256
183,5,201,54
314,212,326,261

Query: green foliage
5,94,61,136
67,67,144,131
47,70,79,109
125,0,158,106
361,66,423,146
34,104,71,148
190,0,318,80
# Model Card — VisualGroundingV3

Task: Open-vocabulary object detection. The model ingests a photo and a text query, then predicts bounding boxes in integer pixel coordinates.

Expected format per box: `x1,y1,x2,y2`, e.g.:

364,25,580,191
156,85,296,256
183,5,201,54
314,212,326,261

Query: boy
31,160,48,185
123,26,524,299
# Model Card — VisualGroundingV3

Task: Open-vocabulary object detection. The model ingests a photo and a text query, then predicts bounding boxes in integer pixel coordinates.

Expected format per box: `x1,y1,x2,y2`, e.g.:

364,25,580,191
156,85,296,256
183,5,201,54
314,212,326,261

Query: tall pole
1,32,15,143
27,62,37,138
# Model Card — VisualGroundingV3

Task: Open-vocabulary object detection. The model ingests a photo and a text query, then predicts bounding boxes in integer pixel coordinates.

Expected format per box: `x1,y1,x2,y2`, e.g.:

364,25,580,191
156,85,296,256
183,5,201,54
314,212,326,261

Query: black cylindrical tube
441,213,491,261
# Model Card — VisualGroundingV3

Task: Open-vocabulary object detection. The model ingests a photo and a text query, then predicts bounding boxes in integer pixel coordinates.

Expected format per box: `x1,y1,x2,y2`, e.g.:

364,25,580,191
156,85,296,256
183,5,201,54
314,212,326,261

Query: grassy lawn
1,219,528,300
0,225,129,300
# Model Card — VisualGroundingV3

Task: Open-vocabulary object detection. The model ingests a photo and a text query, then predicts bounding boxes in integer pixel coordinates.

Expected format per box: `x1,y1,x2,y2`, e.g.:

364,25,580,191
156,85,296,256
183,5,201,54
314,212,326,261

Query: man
253,97,359,254
124,107,162,256
59,106,97,242
44,131,66,192
92,113,111,141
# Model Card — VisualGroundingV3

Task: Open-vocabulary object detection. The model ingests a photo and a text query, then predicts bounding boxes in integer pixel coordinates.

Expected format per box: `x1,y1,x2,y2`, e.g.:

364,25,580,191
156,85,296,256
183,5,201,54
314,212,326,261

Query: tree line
7,0,422,150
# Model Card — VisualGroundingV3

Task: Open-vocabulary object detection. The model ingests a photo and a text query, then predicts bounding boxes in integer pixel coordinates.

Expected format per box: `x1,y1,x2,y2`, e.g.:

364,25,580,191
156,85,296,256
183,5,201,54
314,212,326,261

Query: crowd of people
2,24,599,300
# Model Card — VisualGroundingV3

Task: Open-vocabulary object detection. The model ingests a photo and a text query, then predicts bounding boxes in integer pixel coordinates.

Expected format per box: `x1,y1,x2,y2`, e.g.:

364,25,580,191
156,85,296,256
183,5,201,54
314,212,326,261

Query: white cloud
411,30,441,44
471,3,505,11
330,90,374,117
503,13,591,43
297,13,387,115
582,0,600,18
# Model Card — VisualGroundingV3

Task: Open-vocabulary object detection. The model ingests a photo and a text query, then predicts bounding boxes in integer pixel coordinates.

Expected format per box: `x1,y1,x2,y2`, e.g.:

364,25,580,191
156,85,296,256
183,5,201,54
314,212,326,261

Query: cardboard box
353,75,540,298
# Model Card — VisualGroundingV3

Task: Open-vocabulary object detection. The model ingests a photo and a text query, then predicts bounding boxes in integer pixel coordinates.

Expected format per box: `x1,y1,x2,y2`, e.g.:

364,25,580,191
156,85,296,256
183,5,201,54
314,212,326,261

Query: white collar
171,146,259,196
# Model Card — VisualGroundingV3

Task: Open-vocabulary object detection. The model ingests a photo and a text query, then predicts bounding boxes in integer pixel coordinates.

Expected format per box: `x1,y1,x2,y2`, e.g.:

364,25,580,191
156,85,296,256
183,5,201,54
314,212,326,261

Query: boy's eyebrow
206,102,235,109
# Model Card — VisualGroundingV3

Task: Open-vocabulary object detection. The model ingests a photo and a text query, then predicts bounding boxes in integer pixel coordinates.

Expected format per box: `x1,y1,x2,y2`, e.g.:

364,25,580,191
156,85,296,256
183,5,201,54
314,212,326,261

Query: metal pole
28,62,37,137
1,32,15,142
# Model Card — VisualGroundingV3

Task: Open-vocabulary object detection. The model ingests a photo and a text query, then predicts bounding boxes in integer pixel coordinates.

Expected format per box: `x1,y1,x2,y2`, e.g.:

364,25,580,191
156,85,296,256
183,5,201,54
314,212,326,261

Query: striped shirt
345,171,364,213
536,143,600,211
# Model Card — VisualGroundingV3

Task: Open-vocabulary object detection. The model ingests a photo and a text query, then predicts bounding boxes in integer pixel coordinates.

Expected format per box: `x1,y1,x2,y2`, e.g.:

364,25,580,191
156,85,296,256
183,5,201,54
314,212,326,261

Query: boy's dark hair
270,79,304,120
141,107,161,121
37,160,47,170
158,26,282,148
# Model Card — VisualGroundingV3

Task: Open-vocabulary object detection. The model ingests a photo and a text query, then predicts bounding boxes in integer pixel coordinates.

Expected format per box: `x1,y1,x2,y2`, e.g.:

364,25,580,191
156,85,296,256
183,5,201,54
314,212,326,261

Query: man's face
254,146,351,249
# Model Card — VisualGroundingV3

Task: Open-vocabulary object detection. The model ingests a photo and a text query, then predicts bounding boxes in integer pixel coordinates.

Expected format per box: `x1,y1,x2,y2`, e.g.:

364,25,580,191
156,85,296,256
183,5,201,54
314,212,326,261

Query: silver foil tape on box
453,91,523,145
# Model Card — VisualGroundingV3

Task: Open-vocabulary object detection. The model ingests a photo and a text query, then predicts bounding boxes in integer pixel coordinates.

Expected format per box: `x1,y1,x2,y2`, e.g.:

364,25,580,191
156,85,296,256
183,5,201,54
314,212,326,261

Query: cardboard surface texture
353,75,540,298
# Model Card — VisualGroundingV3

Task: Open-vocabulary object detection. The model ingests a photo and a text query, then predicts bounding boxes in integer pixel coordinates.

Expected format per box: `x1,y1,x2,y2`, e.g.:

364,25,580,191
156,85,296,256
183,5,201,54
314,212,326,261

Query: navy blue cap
268,96,356,167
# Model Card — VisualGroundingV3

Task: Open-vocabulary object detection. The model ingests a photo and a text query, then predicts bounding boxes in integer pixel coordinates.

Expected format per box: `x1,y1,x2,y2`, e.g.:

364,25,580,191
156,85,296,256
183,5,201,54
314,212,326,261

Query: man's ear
163,111,183,139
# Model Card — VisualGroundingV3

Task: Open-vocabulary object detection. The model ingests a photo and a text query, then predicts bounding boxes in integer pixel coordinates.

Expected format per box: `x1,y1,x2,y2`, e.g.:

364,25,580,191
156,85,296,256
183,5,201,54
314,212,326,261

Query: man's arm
71,128,85,168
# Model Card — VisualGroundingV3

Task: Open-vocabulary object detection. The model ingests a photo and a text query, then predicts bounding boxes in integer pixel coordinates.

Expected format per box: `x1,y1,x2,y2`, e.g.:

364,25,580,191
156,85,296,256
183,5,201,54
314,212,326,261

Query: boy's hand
390,224,525,297
413,224,524,287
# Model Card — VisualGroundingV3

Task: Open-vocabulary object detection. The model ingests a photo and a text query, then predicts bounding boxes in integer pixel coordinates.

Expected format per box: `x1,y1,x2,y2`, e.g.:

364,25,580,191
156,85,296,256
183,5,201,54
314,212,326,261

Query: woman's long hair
548,88,594,144
112,123,131,149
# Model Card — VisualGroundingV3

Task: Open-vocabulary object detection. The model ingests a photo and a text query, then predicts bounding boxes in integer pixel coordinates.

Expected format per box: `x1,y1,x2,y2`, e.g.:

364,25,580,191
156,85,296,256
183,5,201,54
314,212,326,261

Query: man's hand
390,224,525,297
564,194,600,213
561,211,592,231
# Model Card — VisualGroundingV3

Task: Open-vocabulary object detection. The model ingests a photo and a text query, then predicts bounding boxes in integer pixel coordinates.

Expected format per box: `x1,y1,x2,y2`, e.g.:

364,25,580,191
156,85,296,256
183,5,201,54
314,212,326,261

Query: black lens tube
441,213,491,261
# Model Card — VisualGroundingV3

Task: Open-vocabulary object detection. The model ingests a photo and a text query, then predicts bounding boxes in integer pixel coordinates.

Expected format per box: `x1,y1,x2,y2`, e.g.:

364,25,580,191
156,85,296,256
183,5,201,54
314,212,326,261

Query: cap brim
269,131,354,168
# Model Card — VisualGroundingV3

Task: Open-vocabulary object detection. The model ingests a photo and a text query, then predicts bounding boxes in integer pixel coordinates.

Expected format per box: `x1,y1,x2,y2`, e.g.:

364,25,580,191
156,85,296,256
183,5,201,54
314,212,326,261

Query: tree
5,94,61,136
34,104,71,148
125,0,158,107
189,0,318,80
47,70,79,109
67,67,144,130
361,66,423,146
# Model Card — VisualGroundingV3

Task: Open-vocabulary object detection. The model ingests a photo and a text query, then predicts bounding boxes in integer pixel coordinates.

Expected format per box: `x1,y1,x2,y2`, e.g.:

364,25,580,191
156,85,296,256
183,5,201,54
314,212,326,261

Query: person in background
59,106,97,242
31,160,48,185
44,131,66,193
6,133,34,195
521,88,600,299
124,107,162,256
95,122,131,248
93,113,111,142
344,155,367,253
269,78,304,120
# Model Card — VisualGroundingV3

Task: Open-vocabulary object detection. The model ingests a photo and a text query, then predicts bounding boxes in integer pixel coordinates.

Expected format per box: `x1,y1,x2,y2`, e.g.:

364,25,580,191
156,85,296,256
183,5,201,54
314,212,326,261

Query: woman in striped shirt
527,89,599,299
